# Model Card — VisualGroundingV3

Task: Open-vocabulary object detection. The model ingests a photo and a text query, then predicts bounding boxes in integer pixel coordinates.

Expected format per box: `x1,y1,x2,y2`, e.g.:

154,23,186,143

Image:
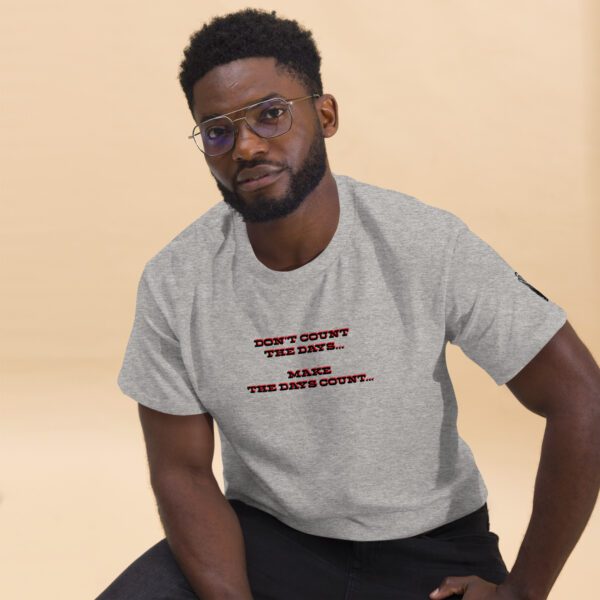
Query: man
97,8,600,600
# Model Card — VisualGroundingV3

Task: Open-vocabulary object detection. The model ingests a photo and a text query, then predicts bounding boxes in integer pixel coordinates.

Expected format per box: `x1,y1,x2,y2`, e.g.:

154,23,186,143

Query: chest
184,260,444,425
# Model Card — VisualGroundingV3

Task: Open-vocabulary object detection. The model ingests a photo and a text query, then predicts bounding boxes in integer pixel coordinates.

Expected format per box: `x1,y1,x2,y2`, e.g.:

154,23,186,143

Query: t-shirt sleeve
117,264,209,415
444,223,567,386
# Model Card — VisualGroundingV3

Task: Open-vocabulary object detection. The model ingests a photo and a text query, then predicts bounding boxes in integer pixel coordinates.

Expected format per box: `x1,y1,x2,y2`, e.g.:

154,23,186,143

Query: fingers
430,575,497,599
429,575,472,598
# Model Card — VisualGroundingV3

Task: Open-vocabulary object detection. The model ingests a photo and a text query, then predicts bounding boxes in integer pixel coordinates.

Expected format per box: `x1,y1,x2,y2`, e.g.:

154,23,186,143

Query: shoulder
339,173,467,250
141,200,232,292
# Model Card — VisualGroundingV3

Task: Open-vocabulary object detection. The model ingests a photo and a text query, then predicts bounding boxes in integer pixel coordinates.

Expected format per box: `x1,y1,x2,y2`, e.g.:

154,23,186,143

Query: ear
316,94,339,138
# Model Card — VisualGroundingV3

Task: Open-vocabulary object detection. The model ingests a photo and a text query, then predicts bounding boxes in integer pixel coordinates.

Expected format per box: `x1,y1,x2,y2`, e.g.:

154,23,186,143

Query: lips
237,168,285,192
237,165,283,184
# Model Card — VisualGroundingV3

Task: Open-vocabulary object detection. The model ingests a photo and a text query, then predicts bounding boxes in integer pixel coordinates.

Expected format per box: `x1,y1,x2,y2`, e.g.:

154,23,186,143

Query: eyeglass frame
187,93,321,157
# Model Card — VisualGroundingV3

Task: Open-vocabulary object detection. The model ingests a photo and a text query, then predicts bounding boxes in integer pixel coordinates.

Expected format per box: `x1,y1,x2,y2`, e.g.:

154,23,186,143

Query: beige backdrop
1,1,598,599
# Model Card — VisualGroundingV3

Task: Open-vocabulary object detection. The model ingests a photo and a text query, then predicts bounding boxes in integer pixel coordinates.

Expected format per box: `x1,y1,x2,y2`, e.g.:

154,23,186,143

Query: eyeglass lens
195,98,292,156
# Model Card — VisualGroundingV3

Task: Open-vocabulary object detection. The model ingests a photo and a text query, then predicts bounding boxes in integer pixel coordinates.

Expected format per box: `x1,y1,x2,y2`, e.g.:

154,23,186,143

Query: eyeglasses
188,93,320,157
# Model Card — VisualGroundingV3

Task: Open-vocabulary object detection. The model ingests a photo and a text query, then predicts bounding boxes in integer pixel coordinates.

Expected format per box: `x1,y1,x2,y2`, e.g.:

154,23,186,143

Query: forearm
152,469,254,600
501,412,600,600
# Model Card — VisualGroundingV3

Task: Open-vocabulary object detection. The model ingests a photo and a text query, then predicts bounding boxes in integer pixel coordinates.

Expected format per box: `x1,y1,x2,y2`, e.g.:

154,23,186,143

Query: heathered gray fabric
117,172,567,541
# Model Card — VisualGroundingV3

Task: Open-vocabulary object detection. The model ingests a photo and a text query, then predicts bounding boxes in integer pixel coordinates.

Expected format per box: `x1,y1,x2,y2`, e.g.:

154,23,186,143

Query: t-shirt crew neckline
232,172,355,286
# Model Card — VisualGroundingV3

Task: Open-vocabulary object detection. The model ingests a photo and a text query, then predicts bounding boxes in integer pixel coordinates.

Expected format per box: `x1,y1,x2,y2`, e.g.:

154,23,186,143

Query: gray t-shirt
117,172,567,540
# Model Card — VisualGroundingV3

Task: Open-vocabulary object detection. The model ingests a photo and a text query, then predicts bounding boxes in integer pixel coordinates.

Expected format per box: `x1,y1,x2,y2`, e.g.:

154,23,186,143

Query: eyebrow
199,92,283,123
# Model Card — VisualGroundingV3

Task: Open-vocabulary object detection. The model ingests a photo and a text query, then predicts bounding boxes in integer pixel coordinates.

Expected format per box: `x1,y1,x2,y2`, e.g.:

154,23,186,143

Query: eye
206,126,228,140
260,107,285,121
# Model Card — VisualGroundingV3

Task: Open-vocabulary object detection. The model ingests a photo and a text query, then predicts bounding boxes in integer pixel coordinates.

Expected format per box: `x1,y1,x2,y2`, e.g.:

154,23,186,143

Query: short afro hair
178,8,323,117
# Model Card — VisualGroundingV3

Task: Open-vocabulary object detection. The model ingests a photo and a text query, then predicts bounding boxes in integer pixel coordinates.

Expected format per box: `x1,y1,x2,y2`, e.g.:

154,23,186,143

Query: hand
429,576,524,599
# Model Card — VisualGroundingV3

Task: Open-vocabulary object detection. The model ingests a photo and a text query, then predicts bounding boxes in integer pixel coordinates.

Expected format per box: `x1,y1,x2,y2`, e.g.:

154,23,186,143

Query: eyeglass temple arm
289,93,321,105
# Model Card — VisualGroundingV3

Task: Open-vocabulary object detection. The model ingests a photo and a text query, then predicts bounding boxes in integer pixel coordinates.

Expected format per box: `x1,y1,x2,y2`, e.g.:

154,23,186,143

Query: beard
212,129,328,224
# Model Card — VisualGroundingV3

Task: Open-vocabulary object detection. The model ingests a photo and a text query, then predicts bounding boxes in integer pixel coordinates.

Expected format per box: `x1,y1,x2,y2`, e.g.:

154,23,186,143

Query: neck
245,169,339,272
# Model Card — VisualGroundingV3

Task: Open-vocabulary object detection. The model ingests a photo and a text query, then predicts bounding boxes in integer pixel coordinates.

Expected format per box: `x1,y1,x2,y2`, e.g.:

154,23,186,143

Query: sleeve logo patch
514,271,549,301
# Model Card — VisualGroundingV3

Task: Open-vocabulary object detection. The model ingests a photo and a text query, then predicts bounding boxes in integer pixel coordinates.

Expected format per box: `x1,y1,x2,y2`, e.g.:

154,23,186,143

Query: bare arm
430,320,600,600
500,320,600,600
139,404,254,600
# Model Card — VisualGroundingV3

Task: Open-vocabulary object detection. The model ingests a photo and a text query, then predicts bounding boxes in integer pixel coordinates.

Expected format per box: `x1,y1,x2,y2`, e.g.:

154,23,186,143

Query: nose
231,119,270,161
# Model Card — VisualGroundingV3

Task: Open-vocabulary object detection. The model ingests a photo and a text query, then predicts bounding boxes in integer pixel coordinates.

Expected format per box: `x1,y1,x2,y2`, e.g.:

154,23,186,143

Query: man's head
178,9,339,223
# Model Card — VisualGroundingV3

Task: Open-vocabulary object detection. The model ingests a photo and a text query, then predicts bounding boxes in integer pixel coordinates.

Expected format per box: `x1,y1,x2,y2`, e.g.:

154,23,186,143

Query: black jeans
96,499,509,600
